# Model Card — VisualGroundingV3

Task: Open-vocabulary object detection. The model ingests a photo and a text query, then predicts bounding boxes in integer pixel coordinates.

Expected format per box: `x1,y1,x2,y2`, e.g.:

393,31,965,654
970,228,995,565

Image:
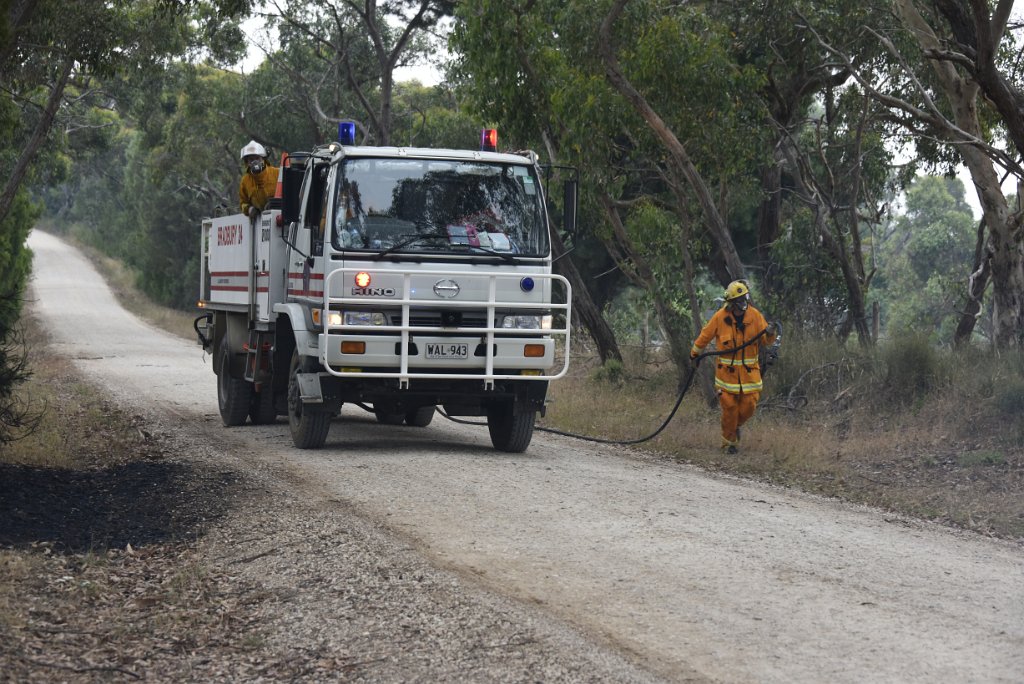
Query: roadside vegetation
0,316,276,680
546,334,1024,541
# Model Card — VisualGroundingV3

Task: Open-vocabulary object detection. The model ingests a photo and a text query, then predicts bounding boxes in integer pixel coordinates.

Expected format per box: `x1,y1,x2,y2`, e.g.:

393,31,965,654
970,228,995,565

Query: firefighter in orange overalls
690,280,778,454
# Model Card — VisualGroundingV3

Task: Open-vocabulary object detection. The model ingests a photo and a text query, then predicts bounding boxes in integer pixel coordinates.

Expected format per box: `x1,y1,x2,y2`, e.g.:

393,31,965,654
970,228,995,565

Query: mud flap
296,372,324,403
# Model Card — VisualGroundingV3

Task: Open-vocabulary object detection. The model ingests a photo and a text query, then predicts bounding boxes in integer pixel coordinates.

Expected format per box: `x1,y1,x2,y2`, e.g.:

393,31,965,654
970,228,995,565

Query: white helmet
240,140,267,160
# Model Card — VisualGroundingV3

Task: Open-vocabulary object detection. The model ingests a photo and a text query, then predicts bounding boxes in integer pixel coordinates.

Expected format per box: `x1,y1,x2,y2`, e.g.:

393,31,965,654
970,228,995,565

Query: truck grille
399,310,490,328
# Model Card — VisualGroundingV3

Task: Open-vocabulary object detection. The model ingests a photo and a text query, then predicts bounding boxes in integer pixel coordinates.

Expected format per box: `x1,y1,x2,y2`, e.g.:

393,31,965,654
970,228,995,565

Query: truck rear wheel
374,406,405,425
287,351,331,449
249,386,277,424
405,406,435,427
218,336,252,427
487,405,535,453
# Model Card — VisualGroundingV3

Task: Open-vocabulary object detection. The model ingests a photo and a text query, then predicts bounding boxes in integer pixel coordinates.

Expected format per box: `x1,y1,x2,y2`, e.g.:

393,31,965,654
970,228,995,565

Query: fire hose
442,324,780,446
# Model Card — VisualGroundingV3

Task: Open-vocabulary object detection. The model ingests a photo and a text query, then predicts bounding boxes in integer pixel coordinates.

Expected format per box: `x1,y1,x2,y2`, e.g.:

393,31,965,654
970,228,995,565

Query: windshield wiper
371,230,450,259
459,244,518,263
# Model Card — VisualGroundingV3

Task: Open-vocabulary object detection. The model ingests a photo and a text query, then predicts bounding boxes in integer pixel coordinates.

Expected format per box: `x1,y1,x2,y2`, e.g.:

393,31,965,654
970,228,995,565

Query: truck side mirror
281,166,304,225
563,179,578,236
304,166,328,228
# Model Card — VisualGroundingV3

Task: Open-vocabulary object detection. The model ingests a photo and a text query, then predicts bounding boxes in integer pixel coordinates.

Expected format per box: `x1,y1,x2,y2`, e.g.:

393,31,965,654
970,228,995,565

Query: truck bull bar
320,268,571,389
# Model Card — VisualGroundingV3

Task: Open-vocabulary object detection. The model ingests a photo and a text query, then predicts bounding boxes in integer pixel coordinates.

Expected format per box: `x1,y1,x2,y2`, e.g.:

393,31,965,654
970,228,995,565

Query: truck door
255,212,289,322
255,214,272,321
288,164,329,302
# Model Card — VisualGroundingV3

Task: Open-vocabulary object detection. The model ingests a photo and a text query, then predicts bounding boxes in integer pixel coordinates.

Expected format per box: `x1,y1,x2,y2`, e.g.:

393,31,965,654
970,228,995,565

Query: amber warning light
481,128,498,152
354,272,371,288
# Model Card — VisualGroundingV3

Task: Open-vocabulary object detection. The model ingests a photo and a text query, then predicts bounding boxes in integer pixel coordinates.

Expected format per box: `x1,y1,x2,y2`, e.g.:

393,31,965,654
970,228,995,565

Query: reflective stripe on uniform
718,357,759,367
714,377,763,393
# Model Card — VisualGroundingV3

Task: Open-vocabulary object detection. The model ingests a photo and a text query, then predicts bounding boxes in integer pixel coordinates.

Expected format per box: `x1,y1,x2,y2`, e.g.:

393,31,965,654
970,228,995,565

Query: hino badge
195,126,575,452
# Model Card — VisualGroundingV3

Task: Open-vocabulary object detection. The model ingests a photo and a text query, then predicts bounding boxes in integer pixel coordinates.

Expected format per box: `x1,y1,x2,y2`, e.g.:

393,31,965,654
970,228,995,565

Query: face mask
248,159,265,174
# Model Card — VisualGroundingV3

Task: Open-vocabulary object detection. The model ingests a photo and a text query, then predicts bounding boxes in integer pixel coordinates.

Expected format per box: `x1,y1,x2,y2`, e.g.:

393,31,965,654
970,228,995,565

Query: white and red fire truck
196,126,574,452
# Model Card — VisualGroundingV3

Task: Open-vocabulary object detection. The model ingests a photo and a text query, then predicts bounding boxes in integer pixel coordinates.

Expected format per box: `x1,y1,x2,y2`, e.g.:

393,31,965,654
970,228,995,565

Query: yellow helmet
724,280,750,302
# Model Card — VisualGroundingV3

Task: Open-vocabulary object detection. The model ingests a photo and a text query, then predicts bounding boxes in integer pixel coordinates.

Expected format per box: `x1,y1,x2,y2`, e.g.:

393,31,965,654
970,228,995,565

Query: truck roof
332,145,537,165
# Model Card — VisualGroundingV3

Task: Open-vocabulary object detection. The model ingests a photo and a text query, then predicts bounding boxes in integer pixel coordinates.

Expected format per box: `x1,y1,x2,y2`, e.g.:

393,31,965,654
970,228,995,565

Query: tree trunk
599,194,693,378
895,0,1024,348
953,217,990,347
986,218,1024,346
954,114,1021,347
756,153,783,286
0,59,73,226
550,228,624,364
597,0,745,282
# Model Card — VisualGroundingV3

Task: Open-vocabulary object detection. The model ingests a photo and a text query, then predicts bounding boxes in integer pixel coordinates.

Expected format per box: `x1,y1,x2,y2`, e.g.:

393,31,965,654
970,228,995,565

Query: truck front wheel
287,351,332,449
487,404,535,453
218,336,252,427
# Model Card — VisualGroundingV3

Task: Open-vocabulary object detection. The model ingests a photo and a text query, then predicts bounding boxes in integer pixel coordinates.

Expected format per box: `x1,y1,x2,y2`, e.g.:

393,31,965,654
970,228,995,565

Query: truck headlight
343,311,386,326
501,315,552,330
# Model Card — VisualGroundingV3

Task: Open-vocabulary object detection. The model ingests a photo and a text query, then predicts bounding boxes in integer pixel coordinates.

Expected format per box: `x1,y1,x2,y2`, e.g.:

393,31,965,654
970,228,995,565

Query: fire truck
196,125,574,452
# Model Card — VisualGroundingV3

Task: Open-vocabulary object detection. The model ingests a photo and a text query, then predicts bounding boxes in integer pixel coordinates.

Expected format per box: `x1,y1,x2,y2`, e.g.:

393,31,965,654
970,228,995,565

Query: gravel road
27,229,1024,682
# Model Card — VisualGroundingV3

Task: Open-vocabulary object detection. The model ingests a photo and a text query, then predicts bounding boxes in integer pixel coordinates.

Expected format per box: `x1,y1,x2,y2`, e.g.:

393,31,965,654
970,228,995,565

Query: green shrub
957,450,1005,467
994,379,1024,418
759,331,863,408
879,333,940,401
591,359,625,385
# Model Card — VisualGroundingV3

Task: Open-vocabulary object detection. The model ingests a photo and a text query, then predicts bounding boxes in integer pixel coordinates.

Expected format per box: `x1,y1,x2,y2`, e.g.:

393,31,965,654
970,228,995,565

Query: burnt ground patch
0,459,239,552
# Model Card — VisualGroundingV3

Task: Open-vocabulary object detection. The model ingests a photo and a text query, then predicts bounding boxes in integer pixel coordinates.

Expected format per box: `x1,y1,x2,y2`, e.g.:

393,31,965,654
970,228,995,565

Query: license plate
426,343,469,360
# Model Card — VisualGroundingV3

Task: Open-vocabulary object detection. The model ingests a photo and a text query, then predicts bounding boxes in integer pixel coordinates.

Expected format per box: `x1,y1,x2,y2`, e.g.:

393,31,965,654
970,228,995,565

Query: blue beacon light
338,121,356,145
520,277,535,292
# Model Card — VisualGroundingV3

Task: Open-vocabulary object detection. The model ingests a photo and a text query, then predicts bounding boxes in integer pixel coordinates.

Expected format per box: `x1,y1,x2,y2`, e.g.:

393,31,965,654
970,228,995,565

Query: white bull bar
320,268,571,389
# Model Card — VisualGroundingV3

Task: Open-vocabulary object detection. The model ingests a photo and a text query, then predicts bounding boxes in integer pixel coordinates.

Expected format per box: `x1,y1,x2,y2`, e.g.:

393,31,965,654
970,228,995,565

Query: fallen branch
20,657,141,680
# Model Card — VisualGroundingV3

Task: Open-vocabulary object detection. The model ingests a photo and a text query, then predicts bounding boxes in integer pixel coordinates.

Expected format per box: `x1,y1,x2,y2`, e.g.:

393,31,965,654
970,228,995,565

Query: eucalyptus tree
772,85,899,344
808,0,1024,348
874,175,977,341
706,1,897,293
0,0,248,225
455,0,767,379
0,0,249,439
452,0,627,364
262,0,454,145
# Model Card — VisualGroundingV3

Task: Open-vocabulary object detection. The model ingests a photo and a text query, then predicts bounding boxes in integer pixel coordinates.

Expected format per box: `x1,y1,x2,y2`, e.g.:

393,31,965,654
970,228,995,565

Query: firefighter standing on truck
690,280,778,454
238,140,279,219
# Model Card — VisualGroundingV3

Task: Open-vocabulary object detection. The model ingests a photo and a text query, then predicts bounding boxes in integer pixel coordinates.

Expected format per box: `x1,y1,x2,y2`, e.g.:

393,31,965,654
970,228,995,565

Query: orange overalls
691,305,776,450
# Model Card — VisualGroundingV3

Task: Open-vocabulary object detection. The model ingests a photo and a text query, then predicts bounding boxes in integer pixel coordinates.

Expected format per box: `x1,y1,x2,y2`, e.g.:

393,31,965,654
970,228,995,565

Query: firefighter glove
248,205,259,219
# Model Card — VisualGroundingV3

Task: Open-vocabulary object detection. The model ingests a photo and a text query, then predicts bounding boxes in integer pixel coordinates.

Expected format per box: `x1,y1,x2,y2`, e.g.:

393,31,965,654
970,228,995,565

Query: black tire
287,351,331,449
374,407,405,425
405,406,435,427
218,336,252,427
249,385,277,424
487,404,535,453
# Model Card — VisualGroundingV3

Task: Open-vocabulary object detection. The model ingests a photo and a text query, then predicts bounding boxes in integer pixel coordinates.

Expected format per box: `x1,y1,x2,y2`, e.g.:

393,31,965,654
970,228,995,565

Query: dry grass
1,316,149,469
1,317,271,680
545,341,1024,541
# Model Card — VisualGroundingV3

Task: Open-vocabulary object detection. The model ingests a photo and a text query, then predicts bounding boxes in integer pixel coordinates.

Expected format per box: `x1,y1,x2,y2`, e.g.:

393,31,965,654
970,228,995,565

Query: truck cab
198,129,574,452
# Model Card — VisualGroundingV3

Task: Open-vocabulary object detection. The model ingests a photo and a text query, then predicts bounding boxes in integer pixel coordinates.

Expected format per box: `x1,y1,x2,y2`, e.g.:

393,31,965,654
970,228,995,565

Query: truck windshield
332,158,549,257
